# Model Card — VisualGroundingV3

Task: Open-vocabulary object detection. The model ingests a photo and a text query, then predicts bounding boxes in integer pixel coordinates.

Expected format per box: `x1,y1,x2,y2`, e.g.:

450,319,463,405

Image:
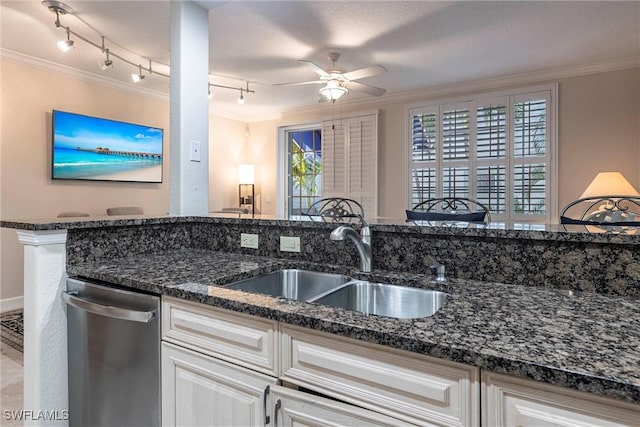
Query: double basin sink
224,269,448,319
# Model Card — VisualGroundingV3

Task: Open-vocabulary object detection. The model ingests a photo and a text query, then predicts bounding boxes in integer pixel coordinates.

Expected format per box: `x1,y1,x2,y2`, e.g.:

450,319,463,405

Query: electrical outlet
190,140,201,162
280,236,300,252
240,233,259,249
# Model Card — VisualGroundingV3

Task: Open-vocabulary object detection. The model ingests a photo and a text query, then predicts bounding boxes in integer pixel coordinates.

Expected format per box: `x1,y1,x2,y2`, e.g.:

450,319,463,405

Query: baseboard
0,296,24,313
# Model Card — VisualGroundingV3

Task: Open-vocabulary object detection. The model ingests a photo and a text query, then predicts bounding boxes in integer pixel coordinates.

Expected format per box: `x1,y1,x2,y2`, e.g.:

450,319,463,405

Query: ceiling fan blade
274,80,324,86
343,65,387,81
299,60,330,77
345,81,386,97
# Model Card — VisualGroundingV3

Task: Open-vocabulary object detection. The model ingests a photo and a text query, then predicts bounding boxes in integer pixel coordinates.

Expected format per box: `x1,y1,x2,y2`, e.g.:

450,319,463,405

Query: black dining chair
406,197,491,224
302,197,366,225
559,196,640,227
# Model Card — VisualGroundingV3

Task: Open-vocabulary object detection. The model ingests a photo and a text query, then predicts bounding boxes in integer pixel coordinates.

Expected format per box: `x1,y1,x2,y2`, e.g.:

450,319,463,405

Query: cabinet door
162,342,277,427
271,385,416,427
482,371,640,427
162,297,278,376
281,324,479,426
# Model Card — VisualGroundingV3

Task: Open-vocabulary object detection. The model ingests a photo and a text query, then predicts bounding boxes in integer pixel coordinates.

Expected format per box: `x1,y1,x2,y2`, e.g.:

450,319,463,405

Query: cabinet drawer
280,324,479,427
482,371,640,427
162,297,278,376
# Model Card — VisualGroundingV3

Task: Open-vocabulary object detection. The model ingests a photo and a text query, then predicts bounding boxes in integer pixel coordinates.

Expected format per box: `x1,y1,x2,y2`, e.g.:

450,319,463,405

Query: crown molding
0,48,170,101
280,57,640,119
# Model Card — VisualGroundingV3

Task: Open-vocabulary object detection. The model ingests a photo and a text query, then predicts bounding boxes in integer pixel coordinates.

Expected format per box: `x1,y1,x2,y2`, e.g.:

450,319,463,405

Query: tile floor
0,342,23,427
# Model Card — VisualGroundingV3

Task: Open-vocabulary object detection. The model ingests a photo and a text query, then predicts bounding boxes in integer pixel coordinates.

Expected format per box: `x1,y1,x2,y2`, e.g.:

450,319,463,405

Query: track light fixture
57,28,74,53
98,36,113,70
100,50,113,70
208,82,254,104
131,64,145,83
43,0,255,100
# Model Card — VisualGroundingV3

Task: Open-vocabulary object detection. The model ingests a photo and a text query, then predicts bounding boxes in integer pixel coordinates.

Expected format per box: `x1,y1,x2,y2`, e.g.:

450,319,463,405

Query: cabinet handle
263,385,270,426
273,399,282,427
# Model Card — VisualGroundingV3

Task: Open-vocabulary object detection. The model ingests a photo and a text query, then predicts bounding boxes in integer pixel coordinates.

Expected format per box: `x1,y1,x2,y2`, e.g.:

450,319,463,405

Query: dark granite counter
3,214,640,245
66,249,640,404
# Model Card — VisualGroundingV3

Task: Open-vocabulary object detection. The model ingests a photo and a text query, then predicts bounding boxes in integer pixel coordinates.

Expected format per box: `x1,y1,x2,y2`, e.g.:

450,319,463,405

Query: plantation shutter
322,112,378,218
321,119,346,195
511,93,549,219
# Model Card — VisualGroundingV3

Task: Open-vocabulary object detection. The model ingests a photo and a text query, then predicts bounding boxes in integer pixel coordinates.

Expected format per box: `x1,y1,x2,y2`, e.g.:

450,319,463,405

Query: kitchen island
3,215,639,425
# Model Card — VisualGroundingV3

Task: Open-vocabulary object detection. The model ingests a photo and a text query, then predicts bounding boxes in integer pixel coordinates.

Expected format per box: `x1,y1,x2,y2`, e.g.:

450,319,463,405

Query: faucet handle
429,263,446,282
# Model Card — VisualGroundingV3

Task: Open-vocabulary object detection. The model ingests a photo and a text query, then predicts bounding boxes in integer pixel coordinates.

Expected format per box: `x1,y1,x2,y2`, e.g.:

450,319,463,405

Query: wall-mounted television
52,110,164,183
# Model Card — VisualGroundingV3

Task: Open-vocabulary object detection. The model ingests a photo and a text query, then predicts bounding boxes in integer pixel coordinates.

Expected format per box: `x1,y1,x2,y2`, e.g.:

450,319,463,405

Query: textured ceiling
1,1,639,121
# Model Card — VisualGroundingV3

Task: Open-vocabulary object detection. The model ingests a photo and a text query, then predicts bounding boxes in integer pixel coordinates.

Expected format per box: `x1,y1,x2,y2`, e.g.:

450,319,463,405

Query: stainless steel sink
223,269,353,301
311,281,449,319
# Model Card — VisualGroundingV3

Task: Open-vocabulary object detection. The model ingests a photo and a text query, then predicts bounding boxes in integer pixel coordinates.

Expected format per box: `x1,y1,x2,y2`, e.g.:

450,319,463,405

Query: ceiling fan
277,52,387,102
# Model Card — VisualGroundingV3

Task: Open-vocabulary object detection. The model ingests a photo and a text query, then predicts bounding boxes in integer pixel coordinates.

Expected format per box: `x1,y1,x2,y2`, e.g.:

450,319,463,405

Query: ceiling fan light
319,84,348,101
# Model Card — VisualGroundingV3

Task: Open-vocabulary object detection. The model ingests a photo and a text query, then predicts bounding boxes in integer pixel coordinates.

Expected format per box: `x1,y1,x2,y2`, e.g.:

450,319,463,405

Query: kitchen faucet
330,224,372,273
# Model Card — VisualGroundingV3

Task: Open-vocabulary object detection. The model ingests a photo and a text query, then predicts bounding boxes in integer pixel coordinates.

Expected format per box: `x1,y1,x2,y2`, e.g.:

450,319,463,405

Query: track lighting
208,81,255,104
131,65,145,83
208,84,213,100
43,0,254,97
99,49,113,71
98,37,113,70
57,28,74,53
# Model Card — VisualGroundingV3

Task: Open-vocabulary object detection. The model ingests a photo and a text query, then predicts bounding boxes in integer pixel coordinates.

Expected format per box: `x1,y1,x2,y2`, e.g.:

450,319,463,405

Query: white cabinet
161,298,638,427
271,385,415,427
482,371,640,427
162,297,278,376
162,342,277,427
281,324,480,427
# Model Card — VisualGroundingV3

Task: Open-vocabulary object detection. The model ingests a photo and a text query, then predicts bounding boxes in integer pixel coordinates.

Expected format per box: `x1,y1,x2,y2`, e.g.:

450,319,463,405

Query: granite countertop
66,249,640,404
3,215,640,245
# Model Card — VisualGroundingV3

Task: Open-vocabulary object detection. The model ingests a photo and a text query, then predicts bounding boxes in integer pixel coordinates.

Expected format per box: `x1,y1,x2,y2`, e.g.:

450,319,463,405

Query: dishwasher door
63,278,160,427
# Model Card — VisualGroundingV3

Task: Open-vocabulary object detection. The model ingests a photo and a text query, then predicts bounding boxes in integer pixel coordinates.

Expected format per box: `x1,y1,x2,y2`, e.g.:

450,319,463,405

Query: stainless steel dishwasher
62,277,160,427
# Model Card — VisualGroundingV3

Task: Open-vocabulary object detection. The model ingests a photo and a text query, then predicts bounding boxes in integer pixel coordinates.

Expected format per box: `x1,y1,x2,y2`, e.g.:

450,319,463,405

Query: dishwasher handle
62,291,157,323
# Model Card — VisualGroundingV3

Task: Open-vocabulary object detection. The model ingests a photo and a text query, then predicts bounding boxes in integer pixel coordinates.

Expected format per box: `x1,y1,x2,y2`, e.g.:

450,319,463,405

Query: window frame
276,122,322,219
405,83,558,223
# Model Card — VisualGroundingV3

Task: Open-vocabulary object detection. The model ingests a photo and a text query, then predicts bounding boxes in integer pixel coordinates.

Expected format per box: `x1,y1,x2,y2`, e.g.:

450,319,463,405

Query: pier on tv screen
52,110,164,183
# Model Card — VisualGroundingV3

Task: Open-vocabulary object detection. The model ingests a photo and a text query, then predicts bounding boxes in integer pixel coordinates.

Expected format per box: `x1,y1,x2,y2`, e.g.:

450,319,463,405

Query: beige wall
558,68,640,207
249,67,640,220
0,58,247,302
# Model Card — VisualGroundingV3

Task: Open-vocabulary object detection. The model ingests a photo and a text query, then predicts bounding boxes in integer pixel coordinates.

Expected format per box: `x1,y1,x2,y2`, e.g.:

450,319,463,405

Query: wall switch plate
240,233,259,249
280,236,301,252
190,140,201,162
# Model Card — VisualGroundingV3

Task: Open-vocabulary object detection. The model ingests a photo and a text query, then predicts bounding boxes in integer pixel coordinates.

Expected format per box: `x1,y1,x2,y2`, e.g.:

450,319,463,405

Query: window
277,112,378,219
286,127,322,216
408,85,556,222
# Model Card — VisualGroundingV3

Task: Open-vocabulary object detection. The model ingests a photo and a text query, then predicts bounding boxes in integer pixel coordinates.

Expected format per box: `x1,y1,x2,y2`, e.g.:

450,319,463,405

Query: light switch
190,140,201,162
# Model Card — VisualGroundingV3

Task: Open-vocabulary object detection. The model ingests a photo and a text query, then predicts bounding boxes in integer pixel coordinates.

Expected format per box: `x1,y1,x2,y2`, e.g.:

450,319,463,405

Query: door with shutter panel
322,113,378,219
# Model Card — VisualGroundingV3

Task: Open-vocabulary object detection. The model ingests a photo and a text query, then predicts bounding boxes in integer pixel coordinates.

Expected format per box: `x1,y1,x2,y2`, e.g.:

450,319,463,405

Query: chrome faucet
330,225,372,273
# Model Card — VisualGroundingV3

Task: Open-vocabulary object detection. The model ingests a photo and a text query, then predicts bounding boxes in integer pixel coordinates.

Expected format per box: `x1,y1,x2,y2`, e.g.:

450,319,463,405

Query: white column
17,230,68,427
169,1,210,215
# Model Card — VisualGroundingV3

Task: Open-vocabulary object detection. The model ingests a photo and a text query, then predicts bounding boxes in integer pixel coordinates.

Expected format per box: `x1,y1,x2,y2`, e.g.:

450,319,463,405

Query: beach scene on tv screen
52,111,163,182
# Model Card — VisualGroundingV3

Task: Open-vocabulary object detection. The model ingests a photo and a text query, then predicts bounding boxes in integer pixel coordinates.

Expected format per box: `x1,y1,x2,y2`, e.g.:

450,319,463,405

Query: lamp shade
580,172,640,198
238,164,255,185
